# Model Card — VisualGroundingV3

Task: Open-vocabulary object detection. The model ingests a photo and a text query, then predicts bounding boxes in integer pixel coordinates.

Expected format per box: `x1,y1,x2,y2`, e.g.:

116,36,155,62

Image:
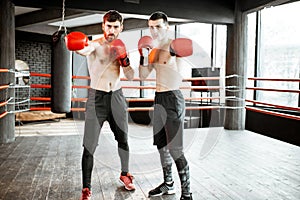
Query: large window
246,12,257,102
119,30,141,98
247,2,300,107
177,23,212,68
177,23,227,103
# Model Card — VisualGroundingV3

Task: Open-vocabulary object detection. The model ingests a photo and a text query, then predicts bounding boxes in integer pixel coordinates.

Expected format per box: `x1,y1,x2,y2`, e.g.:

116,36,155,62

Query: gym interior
0,0,299,199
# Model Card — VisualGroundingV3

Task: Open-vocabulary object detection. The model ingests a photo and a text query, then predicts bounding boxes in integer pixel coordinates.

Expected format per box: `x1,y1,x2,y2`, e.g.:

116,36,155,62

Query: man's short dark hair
149,11,169,24
103,10,123,24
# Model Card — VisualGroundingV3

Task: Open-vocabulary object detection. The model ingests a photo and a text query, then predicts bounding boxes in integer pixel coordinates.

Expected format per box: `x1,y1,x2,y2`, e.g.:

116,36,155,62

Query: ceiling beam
241,0,296,12
13,0,235,24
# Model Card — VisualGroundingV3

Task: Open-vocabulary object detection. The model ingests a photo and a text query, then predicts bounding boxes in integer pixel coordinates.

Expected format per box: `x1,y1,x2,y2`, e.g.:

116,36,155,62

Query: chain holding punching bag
51,30,72,113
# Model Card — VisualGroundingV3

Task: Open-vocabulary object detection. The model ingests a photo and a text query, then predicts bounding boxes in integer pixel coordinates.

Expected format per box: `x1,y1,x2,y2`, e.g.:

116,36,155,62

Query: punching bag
51,30,72,113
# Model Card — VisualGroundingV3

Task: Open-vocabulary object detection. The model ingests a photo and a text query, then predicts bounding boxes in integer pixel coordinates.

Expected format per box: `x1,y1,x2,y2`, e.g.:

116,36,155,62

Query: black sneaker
148,182,175,197
180,193,193,200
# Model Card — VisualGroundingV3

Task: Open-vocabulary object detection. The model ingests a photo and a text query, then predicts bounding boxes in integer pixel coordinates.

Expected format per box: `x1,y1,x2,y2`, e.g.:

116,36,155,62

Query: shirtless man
138,11,193,200
65,10,135,200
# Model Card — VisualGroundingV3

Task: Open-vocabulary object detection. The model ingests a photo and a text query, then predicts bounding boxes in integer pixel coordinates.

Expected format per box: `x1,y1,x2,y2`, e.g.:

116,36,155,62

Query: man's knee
83,147,94,158
169,148,187,167
169,148,182,158
118,141,129,151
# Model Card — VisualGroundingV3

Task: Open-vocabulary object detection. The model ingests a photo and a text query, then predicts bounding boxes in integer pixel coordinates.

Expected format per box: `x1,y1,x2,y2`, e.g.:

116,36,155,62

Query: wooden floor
0,119,299,200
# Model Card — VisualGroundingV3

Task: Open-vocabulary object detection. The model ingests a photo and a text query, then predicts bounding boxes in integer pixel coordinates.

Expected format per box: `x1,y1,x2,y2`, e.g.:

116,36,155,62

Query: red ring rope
248,77,300,82
0,100,8,107
246,87,300,93
246,99,300,112
0,111,8,119
0,69,9,73
0,84,9,90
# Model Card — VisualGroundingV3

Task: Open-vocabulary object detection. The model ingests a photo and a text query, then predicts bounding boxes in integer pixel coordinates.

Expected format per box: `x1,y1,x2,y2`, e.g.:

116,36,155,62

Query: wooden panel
246,108,300,146
15,111,66,122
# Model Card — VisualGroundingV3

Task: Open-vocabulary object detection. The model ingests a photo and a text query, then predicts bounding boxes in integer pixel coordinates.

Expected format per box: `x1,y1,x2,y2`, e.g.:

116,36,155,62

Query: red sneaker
119,173,136,191
80,188,92,200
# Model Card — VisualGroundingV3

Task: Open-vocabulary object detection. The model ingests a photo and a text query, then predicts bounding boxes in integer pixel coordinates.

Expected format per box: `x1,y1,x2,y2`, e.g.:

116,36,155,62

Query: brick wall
15,40,52,104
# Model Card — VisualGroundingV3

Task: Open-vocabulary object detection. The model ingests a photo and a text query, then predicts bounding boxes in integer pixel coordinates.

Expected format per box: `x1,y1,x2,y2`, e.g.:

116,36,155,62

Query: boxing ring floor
0,119,299,200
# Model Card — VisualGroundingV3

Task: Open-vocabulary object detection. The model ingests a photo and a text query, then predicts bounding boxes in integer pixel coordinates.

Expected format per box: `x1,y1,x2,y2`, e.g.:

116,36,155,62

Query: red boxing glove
64,32,89,51
138,36,153,66
170,38,193,57
110,39,130,67
138,36,153,55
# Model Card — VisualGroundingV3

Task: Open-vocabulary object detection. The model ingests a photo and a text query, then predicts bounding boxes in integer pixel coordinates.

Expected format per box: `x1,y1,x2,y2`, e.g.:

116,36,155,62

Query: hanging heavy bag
51,30,72,113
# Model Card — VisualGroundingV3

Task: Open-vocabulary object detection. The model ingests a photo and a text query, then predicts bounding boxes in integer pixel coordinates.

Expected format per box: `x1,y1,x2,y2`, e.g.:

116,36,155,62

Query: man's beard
106,34,116,42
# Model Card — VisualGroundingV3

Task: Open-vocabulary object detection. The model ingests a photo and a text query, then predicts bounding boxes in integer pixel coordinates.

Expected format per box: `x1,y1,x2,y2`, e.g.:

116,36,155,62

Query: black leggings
82,142,129,190
159,147,190,196
82,148,93,190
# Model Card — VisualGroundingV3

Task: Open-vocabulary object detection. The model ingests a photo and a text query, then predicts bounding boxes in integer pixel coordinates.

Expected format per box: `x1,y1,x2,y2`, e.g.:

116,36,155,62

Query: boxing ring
0,68,30,120
25,72,225,112
1,68,299,125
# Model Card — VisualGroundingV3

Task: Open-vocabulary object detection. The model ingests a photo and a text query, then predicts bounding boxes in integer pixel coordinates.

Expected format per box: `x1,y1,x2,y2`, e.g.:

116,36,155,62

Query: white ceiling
15,6,41,16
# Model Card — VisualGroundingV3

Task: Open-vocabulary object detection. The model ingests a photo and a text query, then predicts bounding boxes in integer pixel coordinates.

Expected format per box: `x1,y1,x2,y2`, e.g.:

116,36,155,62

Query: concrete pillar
224,0,246,130
0,0,15,143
